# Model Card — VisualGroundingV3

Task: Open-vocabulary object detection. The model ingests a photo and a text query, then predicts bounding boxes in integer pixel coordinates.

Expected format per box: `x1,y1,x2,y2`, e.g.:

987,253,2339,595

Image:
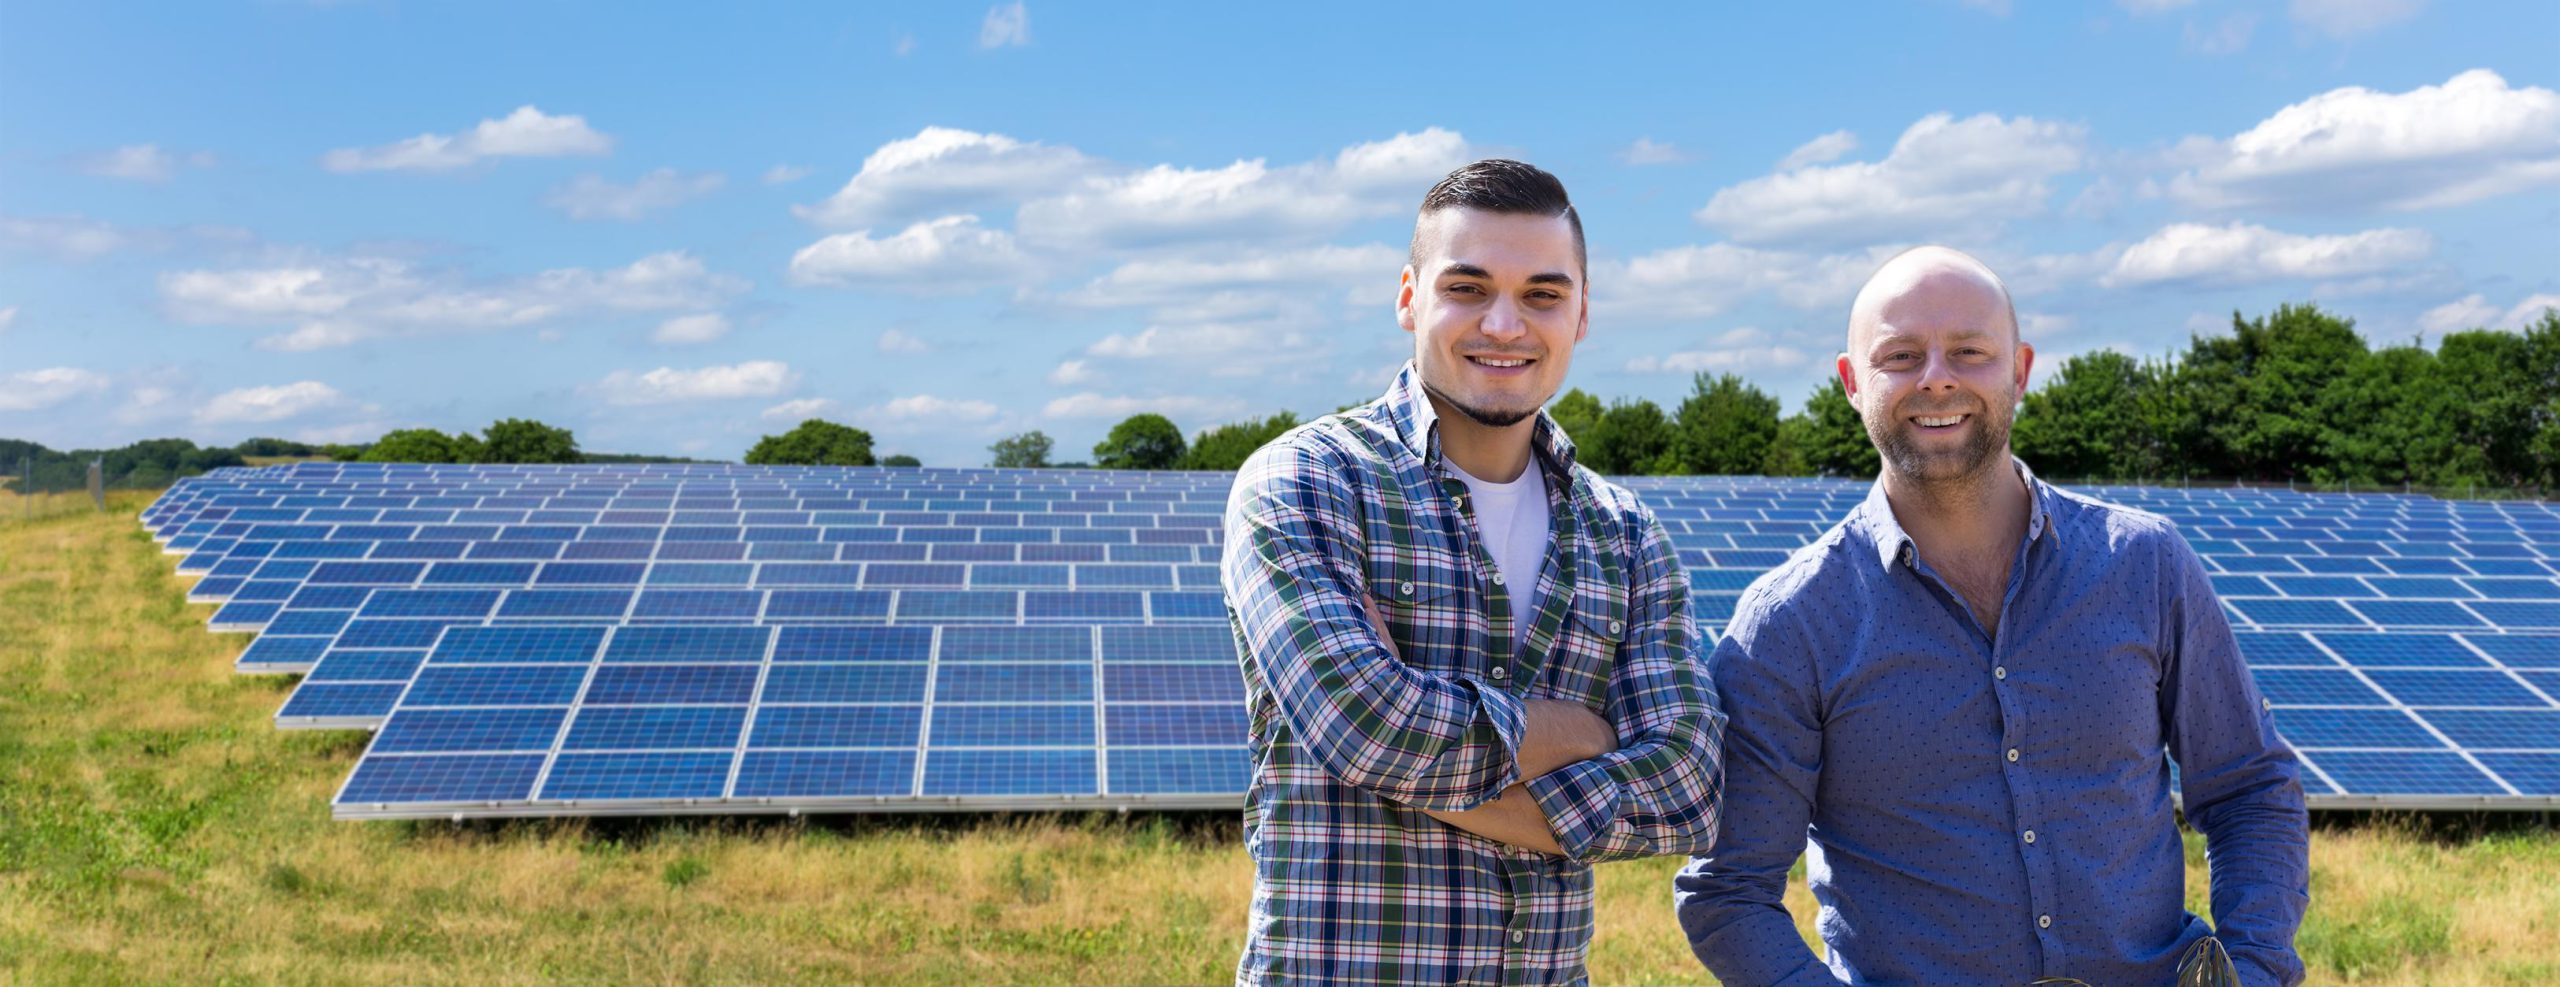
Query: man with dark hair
1223,159,1726,985
1675,246,2310,986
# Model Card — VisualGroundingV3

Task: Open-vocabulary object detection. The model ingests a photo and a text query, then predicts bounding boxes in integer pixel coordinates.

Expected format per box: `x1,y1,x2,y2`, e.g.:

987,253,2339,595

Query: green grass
2,493,2555,984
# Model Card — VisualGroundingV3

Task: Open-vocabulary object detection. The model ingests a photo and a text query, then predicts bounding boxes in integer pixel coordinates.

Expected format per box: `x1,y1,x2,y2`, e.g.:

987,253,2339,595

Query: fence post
88,457,105,511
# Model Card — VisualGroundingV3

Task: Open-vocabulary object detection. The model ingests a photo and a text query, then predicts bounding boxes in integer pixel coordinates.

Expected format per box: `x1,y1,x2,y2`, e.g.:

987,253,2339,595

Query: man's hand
1360,594,1621,856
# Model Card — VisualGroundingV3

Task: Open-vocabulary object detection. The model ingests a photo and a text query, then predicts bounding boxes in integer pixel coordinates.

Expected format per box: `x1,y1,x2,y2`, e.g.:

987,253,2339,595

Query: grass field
3,494,2556,984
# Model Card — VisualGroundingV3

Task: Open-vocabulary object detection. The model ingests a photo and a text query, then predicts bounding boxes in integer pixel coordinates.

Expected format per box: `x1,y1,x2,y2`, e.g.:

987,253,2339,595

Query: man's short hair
1410,159,1586,280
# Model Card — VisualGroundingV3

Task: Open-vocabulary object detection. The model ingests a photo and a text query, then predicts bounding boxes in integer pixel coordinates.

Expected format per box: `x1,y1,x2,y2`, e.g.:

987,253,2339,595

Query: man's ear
1835,353,1858,407
1396,265,1419,334
2014,342,2036,394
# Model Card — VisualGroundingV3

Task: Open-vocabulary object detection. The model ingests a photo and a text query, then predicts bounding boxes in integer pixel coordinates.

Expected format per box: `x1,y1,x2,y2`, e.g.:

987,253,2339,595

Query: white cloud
1619,138,1690,166
1623,328,1812,374
546,169,724,220
321,106,612,172
1697,113,2084,246
1774,130,1858,171
762,397,840,421
1048,360,1099,386
2101,222,2432,288
789,214,1037,290
80,144,210,182
652,312,731,344
1598,242,1901,319
2421,292,2560,335
877,328,929,354
763,164,812,185
2289,0,2423,39
980,2,1030,47
1061,244,1400,309
0,367,111,412
595,361,799,406
163,251,748,350
1017,129,1470,249
797,126,1094,228
2168,70,2560,212
2020,312,2077,338
1088,323,1303,360
0,306,16,332
2182,13,2257,54
868,394,1000,422
1042,392,1245,421
2,214,252,261
196,381,346,424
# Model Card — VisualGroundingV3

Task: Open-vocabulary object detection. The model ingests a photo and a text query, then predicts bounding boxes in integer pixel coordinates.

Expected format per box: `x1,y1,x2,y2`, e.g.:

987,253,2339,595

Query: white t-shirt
1446,457,1552,648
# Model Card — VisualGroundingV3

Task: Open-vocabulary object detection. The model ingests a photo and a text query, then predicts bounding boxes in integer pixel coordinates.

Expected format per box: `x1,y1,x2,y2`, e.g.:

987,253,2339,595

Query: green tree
1181,412,1299,471
2181,303,2367,481
1767,379,1878,479
1578,398,1674,475
361,429,473,464
2314,344,2480,486
744,419,876,466
1093,414,1187,470
1669,373,1781,474
2014,351,2168,480
1547,389,1603,447
2434,311,2560,488
478,418,579,464
989,431,1054,469
880,454,922,467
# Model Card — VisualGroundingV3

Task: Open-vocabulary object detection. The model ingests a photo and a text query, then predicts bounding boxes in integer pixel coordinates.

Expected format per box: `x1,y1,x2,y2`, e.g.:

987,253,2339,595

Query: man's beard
1869,405,2012,484
1419,378,1537,428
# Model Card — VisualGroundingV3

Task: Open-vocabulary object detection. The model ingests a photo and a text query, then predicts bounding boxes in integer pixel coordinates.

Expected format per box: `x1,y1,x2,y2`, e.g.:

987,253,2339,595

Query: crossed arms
1224,452,1726,861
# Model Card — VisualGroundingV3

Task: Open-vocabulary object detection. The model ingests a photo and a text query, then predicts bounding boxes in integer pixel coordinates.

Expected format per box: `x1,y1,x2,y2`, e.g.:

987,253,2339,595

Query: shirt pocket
1365,552,1475,675
1538,585,1627,705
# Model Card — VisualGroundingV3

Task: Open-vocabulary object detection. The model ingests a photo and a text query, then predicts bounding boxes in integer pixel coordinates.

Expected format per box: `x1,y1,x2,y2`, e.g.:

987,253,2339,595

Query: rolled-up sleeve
1527,514,1726,862
1224,441,1525,811
2160,535,2310,987
1674,584,1840,986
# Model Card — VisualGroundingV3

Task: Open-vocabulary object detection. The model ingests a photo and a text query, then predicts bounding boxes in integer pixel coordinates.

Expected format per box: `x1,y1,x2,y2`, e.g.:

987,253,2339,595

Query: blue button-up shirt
1675,464,2309,986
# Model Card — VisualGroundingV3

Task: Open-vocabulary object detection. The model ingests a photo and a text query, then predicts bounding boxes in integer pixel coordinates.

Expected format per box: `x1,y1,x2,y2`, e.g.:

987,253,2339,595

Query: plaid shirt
1224,363,1726,986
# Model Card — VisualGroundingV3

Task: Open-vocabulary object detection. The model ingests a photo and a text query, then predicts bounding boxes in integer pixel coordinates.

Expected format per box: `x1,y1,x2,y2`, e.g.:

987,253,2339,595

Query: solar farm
140,461,2560,820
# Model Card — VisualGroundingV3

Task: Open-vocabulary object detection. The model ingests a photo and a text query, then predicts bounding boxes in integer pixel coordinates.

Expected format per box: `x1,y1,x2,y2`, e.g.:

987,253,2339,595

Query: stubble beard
1869,403,2014,489
1418,376,1539,429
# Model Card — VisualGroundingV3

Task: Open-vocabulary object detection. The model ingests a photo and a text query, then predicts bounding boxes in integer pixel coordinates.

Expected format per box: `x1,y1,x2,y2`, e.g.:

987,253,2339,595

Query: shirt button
1510,929,1525,944
2006,748,2020,763
2023,829,2037,845
1399,581,1416,597
2038,914,2053,929
1490,666,1507,679
1493,572,1506,587
1994,666,2008,680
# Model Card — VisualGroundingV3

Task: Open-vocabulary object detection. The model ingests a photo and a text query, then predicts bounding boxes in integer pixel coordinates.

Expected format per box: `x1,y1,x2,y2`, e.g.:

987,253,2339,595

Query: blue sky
3,0,2554,463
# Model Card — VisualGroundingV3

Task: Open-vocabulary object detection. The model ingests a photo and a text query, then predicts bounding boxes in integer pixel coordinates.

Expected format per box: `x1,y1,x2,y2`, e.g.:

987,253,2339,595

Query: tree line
958,302,2557,491
9,303,2547,491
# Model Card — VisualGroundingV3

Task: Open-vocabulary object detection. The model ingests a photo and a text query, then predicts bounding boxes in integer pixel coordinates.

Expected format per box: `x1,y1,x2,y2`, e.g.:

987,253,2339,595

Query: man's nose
1480,296,1528,340
1916,350,1960,392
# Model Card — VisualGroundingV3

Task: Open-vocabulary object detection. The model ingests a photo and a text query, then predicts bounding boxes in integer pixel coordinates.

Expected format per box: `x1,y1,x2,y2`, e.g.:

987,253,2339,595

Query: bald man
1673,248,2310,985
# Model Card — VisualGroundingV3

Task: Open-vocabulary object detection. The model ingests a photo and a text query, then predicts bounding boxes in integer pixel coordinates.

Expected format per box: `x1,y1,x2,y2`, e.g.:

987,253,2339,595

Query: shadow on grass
2312,809,2558,843
380,809,1246,852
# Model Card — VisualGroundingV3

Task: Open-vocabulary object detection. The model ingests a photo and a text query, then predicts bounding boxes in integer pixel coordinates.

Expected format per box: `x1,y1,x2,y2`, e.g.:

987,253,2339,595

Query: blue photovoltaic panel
137,462,2555,817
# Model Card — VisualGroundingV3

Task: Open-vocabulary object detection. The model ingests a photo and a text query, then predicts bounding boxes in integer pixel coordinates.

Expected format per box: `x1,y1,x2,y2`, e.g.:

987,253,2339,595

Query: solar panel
144,463,2560,816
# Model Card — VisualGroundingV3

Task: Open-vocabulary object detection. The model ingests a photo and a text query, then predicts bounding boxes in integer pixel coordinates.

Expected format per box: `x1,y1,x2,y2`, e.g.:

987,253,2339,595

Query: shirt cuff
1467,676,1529,804
1524,754,1624,860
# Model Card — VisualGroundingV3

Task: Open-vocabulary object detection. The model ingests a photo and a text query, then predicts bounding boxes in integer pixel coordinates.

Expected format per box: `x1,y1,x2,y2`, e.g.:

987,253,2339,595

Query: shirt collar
1856,455,2054,572
1378,360,1580,483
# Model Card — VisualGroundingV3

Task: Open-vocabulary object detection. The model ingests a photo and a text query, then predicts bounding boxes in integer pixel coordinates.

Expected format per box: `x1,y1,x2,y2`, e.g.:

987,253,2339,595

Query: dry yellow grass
2,494,2554,984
